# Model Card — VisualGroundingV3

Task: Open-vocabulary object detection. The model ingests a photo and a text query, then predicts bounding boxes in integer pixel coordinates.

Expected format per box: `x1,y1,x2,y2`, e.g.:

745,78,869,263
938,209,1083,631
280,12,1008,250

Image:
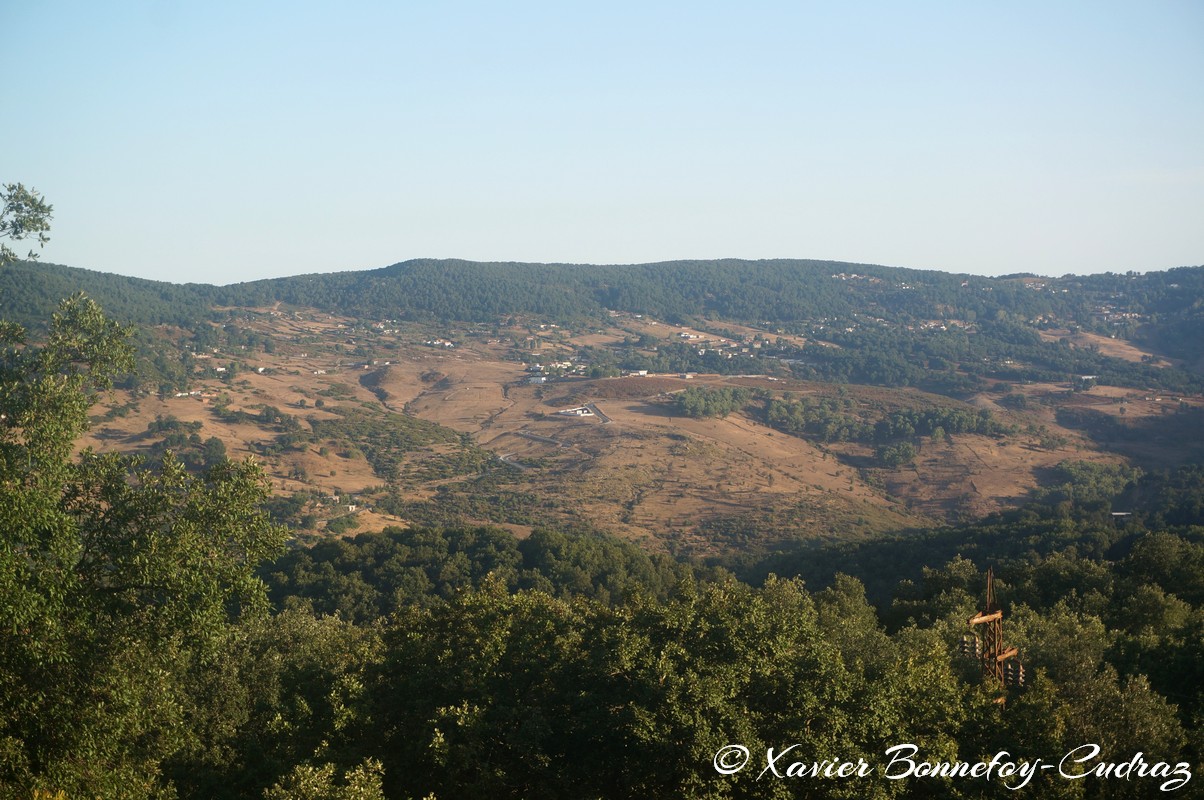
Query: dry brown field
77,307,1195,552
1037,328,1180,367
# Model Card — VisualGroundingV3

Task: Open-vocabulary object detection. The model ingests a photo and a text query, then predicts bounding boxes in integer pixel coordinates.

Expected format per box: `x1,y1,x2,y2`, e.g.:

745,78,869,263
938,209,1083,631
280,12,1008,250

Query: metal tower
966,567,1023,697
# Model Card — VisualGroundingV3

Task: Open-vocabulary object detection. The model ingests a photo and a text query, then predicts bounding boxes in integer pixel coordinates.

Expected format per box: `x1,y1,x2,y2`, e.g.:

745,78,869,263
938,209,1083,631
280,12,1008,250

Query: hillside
11,257,1204,336
48,259,1202,554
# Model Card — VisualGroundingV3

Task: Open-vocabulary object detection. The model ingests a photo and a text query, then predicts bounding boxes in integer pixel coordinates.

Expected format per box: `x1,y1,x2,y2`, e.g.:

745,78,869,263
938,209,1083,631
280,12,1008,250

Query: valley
76,295,1201,555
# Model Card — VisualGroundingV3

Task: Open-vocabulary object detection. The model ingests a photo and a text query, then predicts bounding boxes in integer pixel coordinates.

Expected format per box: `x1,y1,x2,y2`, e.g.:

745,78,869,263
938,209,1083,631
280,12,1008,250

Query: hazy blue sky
4,1,1202,284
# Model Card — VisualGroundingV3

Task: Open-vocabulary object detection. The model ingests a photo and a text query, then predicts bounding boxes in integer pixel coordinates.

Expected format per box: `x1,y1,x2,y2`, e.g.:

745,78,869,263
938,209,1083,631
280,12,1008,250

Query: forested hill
6,257,1204,345
1,260,216,327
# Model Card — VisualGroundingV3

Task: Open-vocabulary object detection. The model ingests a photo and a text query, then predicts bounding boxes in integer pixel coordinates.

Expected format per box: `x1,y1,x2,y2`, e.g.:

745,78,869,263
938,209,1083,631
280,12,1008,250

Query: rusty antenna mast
964,567,1023,699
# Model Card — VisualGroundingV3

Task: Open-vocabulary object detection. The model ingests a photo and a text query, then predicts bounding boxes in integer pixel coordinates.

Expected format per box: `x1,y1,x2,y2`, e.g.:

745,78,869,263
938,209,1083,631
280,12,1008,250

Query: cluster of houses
526,360,588,384
1094,304,1145,327
371,320,403,334
830,272,883,284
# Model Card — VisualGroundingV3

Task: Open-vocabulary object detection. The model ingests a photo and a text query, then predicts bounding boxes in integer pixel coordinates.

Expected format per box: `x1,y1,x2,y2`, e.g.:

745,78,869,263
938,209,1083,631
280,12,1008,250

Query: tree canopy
0,182,52,267
1,295,287,797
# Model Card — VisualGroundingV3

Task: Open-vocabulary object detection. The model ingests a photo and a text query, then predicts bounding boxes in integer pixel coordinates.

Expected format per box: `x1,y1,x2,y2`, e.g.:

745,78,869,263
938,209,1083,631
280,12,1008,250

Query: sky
3,1,1202,285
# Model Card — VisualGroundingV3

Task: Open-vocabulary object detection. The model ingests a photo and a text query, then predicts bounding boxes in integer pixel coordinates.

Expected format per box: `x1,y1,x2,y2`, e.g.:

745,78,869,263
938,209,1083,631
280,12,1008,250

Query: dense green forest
8,257,1204,336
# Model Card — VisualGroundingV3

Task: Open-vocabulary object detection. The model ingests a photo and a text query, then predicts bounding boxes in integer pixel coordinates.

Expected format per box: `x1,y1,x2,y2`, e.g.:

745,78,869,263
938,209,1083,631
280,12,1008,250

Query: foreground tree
0,294,286,797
